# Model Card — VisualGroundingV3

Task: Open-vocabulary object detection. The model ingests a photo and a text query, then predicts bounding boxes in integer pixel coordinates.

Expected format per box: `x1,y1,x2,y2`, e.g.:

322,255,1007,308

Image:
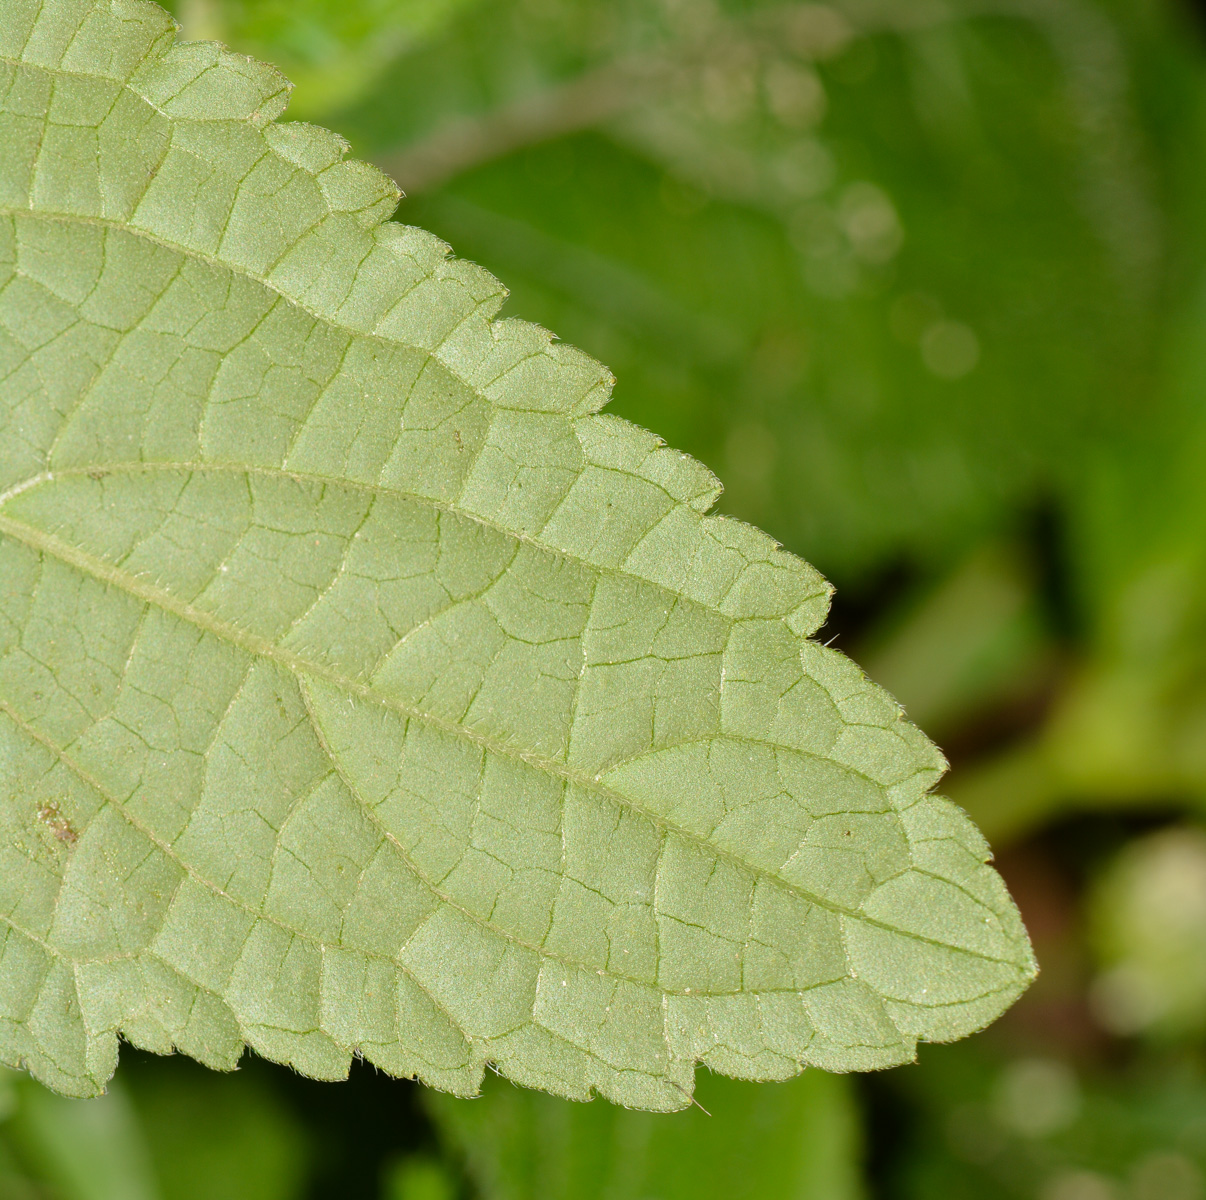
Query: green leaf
428,1067,865,1200
1088,827,1206,1039
126,1059,310,1200
382,1155,457,1200
0,0,1034,1110
888,1044,1206,1199
160,0,481,118
3,1074,160,1200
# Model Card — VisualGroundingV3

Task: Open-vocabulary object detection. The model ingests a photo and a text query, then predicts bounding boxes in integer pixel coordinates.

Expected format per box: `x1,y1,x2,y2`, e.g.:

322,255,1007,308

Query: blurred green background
6,0,1206,1196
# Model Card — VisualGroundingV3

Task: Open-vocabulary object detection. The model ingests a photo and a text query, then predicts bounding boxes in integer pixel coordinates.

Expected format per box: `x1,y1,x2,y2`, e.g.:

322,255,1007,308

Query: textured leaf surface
0,0,1035,1108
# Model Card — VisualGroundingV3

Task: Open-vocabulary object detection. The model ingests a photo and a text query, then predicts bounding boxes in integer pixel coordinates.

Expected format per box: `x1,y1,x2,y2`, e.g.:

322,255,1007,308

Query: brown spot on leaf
37,801,78,846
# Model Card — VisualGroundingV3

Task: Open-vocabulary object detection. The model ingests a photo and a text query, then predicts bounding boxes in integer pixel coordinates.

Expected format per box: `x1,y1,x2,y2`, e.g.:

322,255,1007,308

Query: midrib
0,502,1015,971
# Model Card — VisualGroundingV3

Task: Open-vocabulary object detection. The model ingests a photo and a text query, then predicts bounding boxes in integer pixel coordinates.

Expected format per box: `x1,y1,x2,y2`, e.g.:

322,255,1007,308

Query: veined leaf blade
0,0,1034,1109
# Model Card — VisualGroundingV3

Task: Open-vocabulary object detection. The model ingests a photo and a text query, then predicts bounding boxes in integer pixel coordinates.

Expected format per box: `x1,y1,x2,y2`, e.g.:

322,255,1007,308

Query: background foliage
4,0,1206,1195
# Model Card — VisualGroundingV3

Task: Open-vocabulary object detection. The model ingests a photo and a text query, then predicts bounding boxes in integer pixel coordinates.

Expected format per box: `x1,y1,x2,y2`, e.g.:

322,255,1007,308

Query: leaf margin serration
0,0,1037,1110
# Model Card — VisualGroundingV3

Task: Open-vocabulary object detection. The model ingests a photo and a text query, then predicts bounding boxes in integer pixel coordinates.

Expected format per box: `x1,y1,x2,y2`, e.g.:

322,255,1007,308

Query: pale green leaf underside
0,0,1035,1110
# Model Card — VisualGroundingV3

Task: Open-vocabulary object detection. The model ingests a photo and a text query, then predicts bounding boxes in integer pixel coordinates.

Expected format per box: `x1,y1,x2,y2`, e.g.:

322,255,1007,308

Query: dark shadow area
119,1048,448,1200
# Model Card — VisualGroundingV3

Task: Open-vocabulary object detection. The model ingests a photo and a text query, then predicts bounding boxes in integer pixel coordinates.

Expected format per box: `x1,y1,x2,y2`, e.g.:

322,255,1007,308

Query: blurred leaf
158,0,480,116
0,1069,37,1200
428,1068,864,1200
126,1062,309,1200
887,1044,1206,1200
5,1078,160,1200
953,259,1206,843
1089,827,1206,1039
0,1070,14,1124
383,1155,458,1200
858,543,1052,738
